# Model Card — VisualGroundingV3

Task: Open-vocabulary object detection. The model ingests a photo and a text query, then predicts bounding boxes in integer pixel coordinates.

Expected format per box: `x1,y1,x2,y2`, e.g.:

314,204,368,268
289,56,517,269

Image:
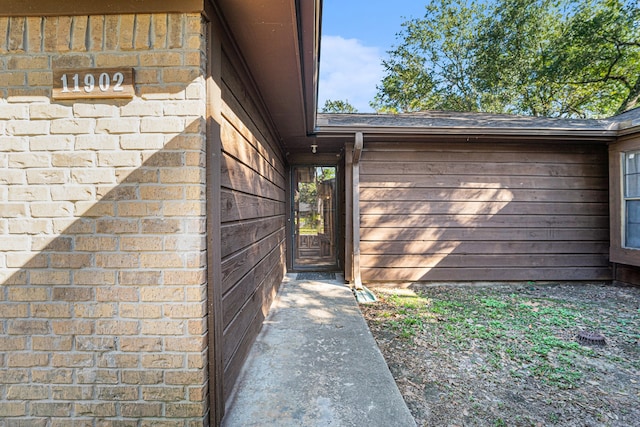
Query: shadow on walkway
222,273,416,426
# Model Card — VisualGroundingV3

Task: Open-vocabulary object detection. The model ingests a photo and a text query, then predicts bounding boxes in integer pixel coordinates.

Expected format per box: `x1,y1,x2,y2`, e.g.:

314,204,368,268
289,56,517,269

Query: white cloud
319,36,383,113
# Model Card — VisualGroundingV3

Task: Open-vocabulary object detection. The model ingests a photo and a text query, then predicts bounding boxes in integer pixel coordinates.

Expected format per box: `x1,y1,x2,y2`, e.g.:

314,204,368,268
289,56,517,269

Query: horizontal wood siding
359,142,611,282
219,50,286,397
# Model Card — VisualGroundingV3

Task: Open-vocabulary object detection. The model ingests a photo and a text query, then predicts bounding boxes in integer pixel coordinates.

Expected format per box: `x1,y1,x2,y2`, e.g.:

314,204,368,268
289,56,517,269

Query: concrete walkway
222,274,416,427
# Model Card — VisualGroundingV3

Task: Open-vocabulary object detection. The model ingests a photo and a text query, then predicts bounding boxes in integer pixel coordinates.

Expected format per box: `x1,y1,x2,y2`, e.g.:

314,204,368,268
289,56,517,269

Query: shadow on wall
358,144,612,283
0,114,212,420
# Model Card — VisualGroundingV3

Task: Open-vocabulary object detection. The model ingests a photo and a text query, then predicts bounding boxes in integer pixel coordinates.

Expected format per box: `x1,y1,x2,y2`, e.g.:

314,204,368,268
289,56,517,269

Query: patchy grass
362,283,640,426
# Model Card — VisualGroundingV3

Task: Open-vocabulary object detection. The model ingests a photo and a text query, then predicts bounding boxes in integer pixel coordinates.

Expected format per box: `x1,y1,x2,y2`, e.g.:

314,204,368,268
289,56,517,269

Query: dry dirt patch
361,283,640,427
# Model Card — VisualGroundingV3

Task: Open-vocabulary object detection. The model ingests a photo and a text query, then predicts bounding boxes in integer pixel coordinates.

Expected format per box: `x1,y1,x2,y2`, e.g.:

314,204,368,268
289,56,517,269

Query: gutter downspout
352,132,363,289
350,133,376,302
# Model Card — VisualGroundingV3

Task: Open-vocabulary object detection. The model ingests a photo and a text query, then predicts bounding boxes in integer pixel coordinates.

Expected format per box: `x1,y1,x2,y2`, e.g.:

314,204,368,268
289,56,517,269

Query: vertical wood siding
359,142,612,282
219,51,286,396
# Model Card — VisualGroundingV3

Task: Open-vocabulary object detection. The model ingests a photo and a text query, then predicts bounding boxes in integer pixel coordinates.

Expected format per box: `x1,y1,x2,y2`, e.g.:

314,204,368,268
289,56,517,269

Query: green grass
376,288,609,389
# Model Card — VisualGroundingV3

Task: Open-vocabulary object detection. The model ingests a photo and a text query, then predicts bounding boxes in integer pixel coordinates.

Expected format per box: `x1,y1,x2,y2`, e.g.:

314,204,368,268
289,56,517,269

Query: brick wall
0,14,210,425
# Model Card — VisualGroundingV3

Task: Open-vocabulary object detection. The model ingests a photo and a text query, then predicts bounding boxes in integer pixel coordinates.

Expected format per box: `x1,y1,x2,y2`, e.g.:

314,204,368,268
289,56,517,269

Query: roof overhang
214,0,321,153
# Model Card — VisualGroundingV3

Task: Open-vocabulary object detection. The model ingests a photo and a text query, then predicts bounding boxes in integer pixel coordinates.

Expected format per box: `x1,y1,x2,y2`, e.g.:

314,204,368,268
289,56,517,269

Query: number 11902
53,68,134,100
60,72,125,93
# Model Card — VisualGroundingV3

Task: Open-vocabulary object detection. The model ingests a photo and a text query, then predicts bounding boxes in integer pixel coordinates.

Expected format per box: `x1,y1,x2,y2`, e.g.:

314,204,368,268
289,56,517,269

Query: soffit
215,0,319,153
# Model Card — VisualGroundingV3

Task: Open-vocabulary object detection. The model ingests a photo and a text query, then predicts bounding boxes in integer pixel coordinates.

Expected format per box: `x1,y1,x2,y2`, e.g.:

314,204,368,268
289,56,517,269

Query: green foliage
378,289,608,389
321,99,358,113
372,0,640,118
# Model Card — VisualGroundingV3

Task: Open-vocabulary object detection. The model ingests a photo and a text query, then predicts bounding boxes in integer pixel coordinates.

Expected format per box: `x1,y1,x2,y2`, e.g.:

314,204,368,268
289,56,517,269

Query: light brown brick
0,402,27,417
7,119,48,135
31,368,73,384
0,368,29,384
0,303,28,318
119,337,161,352
97,353,139,369
0,135,28,150
70,16,88,51
152,14,168,49
116,201,162,217
8,287,48,301
97,152,140,167
139,185,184,200
30,135,74,151
75,402,117,417
52,287,93,301
25,17,43,52
30,201,74,217
96,320,139,335
50,185,93,201
167,14,183,49
95,117,140,134
139,287,183,302
164,336,206,352
95,53,139,67
140,253,184,268
26,169,67,185
76,368,118,383
0,336,27,351
0,170,26,185
76,337,117,352
75,134,118,150
96,287,138,302
49,253,93,269
29,70,53,86
8,185,49,201
8,152,50,168
141,320,185,335
7,353,49,367
142,386,185,402
88,15,104,50
29,104,72,119
32,336,73,351
95,253,139,269
96,385,137,401
165,402,206,418
51,385,94,400
121,402,163,417
51,353,93,368
31,302,72,318
51,153,94,167
117,270,162,286
121,370,162,385
74,271,116,286
31,402,73,417
119,303,162,319
74,302,116,318
50,118,94,134
6,385,49,400
96,218,139,234
52,320,94,335
140,117,184,133
75,201,115,217
7,319,49,334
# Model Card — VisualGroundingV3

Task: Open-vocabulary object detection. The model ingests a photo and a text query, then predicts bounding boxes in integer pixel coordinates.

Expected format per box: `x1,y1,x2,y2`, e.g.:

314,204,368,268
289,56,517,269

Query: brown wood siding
359,142,612,282
219,49,286,397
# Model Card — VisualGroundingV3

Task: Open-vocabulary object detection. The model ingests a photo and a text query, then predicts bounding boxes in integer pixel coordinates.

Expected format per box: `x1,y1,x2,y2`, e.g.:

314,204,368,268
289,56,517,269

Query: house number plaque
53,68,134,100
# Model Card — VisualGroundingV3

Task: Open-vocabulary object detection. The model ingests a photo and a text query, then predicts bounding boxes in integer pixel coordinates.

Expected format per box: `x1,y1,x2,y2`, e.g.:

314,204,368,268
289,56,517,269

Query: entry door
292,165,338,270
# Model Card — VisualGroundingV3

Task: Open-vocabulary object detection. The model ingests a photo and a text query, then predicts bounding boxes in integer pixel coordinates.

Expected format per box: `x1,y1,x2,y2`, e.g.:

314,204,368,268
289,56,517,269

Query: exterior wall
0,14,210,425
609,132,640,286
218,48,287,398
358,141,612,282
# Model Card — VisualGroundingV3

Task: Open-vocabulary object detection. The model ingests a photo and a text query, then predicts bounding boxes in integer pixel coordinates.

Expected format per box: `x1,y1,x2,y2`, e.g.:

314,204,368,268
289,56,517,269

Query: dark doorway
292,165,338,270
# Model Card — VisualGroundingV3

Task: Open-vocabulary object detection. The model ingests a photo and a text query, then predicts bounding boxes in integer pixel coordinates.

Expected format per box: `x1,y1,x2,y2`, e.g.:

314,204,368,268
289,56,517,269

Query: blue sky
319,0,427,112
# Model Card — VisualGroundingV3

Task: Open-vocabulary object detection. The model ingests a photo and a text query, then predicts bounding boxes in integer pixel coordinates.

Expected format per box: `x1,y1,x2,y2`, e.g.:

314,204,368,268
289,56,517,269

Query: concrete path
222,274,416,426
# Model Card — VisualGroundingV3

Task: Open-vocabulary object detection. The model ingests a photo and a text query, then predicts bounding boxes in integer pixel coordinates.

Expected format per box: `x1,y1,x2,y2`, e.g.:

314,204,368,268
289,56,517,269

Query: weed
373,286,616,389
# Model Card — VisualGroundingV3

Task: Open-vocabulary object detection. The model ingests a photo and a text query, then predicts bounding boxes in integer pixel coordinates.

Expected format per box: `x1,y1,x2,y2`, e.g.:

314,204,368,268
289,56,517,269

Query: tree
321,99,358,113
372,0,640,118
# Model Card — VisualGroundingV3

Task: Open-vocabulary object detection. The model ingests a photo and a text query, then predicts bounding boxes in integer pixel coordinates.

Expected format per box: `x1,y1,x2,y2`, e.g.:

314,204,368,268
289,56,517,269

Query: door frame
286,154,344,272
